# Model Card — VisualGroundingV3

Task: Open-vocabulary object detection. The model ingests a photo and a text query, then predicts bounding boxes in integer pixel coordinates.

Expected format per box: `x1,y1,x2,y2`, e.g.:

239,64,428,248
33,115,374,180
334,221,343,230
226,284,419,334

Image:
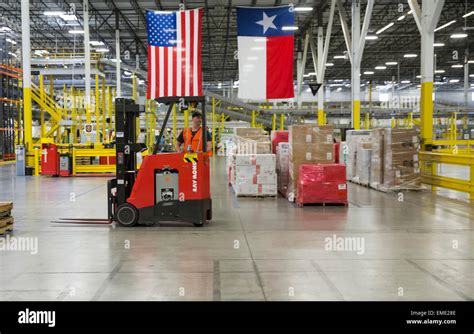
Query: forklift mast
108,99,146,214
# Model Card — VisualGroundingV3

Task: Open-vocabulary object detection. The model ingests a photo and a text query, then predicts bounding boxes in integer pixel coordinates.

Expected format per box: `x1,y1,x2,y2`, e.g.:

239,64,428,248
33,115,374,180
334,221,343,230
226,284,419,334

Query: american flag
146,9,203,99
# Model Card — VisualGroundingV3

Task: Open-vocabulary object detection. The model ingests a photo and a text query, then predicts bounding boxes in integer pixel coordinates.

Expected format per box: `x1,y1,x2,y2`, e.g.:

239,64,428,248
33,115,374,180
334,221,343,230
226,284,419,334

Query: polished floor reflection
0,158,472,301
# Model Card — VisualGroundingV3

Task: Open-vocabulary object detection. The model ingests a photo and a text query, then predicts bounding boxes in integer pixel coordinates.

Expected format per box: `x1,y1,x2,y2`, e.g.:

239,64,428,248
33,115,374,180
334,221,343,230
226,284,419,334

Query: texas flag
237,6,295,100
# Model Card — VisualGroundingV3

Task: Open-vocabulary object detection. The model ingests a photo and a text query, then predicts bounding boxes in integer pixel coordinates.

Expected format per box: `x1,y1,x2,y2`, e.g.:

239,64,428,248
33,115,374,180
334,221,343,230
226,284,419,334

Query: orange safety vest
183,127,213,156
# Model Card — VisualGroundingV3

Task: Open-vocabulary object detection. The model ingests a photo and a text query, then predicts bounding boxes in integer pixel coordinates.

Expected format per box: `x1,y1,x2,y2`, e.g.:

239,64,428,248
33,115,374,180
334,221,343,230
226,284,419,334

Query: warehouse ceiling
1,0,473,89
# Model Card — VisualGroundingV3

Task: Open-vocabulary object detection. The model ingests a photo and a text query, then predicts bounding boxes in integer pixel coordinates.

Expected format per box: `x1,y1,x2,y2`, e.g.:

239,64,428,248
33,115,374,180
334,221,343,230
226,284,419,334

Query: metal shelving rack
0,32,21,161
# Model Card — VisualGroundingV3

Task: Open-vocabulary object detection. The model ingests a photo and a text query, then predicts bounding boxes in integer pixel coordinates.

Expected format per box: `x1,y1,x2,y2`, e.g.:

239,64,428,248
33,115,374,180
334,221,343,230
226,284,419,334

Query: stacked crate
345,130,372,183
370,128,421,191
0,202,14,235
276,142,290,196
288,125,335,199
231,154,277,197
296,164,347,206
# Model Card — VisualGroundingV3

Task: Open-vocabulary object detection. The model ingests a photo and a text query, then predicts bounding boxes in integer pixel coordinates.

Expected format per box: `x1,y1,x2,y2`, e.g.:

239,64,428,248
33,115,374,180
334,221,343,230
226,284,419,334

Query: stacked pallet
226,128,271,185
370,128,421,191
0,202,14,235
296,164,348,207
230,154,277,197
288,125,335,199
344,128,422,192
276,142,290,196
345,130,372,185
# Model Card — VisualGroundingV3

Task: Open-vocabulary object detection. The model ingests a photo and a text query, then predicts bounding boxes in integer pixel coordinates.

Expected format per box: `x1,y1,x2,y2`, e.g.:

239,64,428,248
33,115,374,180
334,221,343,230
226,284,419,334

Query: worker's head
191,112,202,128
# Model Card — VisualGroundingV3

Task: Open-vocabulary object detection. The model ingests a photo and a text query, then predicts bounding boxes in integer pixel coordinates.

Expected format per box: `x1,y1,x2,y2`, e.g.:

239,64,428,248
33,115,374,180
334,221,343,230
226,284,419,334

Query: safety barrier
419,150,474,200
72,148,116,175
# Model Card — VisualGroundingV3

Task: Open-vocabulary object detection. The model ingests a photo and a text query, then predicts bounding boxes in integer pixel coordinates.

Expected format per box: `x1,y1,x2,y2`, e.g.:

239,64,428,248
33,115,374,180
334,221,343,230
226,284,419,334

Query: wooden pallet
235,194,278,198
0,216,14,235
296,201,348,208
369,182,426,193
0,202,13,213
349,180,370,188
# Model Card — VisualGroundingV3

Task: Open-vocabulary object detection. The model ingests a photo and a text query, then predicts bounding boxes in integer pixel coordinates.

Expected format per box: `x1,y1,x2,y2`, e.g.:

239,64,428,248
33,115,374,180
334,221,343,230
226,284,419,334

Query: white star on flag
256,12,277,34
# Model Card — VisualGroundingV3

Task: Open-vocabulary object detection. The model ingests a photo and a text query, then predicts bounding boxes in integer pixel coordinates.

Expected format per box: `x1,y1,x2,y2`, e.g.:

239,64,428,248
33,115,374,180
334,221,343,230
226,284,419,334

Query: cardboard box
234,154,276,167
290,143,334,164
369,128,420,189
289,125,334,146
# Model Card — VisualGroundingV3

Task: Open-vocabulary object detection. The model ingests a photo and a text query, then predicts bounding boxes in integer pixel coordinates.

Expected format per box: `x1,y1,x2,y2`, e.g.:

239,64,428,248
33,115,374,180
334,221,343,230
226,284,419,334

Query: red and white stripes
147,8,202,99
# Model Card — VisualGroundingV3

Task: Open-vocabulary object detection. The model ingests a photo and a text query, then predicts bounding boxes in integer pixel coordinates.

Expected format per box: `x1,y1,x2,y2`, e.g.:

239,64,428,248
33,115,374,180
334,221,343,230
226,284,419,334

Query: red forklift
53,97,212,227
107,97,212,227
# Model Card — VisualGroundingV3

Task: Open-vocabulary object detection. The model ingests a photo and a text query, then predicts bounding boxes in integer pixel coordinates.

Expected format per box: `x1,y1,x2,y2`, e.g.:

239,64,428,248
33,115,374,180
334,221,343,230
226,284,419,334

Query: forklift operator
175,112,212,154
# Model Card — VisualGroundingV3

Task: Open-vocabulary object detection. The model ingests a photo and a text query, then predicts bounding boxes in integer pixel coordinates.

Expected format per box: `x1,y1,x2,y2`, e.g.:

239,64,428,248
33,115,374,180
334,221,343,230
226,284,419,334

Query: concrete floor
0,157,473,301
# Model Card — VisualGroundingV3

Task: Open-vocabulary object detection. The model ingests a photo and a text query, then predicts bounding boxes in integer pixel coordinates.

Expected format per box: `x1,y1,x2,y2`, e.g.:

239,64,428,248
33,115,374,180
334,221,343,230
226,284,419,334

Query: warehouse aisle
0,158,473,301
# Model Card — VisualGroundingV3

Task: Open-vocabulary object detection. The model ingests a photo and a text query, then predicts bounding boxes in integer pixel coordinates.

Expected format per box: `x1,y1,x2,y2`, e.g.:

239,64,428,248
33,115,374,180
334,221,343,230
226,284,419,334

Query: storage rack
0,32,21,161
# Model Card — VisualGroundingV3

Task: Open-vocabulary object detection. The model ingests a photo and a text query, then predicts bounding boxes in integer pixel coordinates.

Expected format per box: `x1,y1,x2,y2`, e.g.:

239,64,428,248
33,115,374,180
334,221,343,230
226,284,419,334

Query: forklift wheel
206,209,212,221
193,222,204,227
116,203,139,227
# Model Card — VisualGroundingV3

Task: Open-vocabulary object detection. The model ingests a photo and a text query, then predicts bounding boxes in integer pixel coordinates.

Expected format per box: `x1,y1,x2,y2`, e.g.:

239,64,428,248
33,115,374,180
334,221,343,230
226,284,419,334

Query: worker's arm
206,130,212,153
175,131,184,153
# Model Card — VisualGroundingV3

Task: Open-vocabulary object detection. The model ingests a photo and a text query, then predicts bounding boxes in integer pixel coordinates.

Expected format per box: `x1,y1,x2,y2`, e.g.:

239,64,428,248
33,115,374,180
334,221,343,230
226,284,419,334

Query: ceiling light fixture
376,22,394,35
44,11,65,16
450,33,468,39
294,7,313,12
434,20,456,32
282,26,298,31
401,80,410,84
325,63,334,67
404,54,417,58
385,62,398,65
365,35,378,40
375,66,387,70
364,71,374,75
433,42,445,47
451,64,463,68
462,11,474,18
397,15,405,21
69,30,84,34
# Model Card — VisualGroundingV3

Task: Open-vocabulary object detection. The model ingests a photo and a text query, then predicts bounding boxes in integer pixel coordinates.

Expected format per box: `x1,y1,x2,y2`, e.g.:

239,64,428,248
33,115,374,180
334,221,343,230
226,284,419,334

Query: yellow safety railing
72,148,116,175
419,150,474,200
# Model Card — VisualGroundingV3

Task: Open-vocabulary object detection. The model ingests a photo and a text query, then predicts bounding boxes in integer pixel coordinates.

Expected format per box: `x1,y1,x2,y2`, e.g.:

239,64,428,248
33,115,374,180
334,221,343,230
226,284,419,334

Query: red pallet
296,164,347,206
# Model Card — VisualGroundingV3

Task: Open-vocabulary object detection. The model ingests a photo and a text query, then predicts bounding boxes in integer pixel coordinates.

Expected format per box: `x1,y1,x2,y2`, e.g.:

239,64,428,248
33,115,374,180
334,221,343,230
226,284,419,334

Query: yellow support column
353,100,360,130
39,74,45,138
272,114,276,131
251,110,256,128
107,86,112,139
101,77,106,141
173,103,177,147
420,82,434,146
60,84,67,143
219,113,225,141
34,147,39,176
112,87,116,132
184,108,189,128
363,113,370,130
95,74,100,143
71,87,77,144
317,109,325,126
279,114,284,130
212,98,216,156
